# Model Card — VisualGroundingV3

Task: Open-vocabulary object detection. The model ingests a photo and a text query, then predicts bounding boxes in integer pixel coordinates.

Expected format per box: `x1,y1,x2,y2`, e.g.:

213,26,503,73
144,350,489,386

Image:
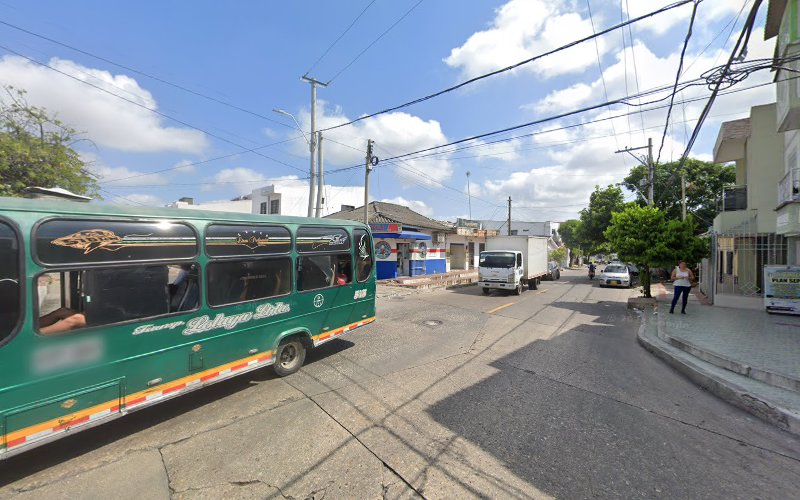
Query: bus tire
273,337,307,377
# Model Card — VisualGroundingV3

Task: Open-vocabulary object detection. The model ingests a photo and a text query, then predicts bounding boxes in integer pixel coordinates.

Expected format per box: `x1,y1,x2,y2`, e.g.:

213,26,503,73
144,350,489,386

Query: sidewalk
638,282,800,435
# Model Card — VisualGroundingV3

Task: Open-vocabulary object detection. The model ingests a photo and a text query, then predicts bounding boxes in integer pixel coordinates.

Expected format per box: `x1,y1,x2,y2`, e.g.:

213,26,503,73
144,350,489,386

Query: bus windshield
480,252,516,268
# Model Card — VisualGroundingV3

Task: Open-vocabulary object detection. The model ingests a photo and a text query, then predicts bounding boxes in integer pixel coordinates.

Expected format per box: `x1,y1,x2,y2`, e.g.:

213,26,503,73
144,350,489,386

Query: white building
167,181,364,217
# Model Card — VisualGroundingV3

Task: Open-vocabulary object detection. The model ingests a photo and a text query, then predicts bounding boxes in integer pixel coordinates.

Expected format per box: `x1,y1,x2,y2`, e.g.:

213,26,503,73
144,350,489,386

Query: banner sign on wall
369,223,402,233
764,265,800,315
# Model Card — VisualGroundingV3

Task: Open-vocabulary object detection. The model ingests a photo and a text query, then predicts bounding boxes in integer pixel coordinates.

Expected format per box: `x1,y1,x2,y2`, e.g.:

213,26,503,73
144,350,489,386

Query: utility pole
615,138,654,206
364,139,375,224
302,75,327,217
507,196,512,236
315,131,324,218
681,170,687,221
647,137,654,206
466,171,472,219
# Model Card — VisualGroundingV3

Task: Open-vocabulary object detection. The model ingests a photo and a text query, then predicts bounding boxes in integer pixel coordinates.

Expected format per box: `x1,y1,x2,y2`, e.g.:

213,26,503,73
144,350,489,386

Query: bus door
295,226,355,338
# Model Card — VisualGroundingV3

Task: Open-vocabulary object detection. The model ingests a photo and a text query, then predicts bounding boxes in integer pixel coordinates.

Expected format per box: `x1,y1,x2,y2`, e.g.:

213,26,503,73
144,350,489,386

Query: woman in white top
670,261,694,314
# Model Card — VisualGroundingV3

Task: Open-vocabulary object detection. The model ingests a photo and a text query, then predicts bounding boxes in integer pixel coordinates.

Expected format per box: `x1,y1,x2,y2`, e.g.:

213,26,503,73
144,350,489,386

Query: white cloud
211,167,271,195
483,165,611,220
444,0,608,80
290,101,453,186
469,138,523,162
627,0,743,36
380,196,433,217
0,55,208,153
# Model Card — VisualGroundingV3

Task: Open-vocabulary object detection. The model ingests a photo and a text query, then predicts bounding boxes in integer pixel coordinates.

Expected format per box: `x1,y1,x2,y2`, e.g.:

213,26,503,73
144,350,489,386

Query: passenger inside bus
169,264,199,312
335,256,351,286
39,307,86,335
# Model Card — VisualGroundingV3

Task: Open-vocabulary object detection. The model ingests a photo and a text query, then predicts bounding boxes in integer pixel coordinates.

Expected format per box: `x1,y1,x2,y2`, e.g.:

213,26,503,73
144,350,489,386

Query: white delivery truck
478,236,549,295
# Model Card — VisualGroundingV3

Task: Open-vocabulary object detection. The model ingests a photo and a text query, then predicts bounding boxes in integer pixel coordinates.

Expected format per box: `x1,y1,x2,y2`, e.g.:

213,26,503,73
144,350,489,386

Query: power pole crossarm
615,138,654,206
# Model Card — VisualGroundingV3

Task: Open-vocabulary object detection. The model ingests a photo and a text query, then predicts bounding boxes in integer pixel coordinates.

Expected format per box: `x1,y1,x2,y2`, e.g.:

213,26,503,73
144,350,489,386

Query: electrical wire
325,0,425,84
319,0,695,132
304,0,378,76
0,19,296,130
0,44,308,175
656,0,700,166
586,0,623,156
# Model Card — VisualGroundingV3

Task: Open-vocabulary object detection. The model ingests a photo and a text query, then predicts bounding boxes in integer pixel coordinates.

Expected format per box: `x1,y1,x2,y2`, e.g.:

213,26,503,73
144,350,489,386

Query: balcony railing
716,185,747,212
778,168,800,206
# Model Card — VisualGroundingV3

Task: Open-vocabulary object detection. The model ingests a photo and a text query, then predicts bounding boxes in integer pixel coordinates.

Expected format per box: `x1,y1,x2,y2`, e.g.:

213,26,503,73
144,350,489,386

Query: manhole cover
423,320,443,327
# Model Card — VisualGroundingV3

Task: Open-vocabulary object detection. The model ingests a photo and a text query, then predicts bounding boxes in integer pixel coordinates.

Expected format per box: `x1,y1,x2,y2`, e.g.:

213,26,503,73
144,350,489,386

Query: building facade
167,182,363,217
768,0,800,263
326,202,451,280
703,103,787,309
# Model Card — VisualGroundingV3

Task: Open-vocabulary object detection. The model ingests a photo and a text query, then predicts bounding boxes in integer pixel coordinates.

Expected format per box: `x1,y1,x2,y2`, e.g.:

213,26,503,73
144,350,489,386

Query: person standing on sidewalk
670,261,694,314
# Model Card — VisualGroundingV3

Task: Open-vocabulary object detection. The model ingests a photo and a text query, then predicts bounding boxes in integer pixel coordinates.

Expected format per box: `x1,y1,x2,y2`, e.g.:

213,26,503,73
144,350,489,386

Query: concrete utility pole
302,75,327,217
507,196,512,236
315,131,324,218
466,171,472,219
615,138,654,206
681,170,687,221
647,137,654,207
364,139,375,224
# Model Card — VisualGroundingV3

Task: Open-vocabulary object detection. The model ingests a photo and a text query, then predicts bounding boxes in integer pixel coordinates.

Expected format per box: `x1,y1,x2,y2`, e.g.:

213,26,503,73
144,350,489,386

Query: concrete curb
637,312,800,436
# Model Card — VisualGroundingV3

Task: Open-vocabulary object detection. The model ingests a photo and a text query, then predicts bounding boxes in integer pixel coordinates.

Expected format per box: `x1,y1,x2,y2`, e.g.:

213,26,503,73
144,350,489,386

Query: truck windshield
480,253,515,268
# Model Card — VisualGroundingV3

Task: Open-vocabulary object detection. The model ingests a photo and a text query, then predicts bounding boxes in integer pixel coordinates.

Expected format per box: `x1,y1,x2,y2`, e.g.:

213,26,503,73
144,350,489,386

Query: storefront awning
372,231,432,240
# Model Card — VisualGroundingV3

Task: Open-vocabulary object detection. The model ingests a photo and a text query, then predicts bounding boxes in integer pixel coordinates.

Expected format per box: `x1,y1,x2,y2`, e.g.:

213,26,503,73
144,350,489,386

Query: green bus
0,197,376,459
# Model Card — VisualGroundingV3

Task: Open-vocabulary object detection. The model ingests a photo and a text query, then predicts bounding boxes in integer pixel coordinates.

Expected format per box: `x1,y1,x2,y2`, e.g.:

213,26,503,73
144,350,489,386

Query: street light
272,109,310,145
273,108,316,217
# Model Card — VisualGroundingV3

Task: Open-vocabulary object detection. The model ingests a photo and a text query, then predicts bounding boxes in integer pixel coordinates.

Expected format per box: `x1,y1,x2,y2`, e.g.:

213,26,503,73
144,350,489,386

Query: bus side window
0,221,21,343
297,254,352,291
37,264,198,335
206,258,291,307
353,229,374,282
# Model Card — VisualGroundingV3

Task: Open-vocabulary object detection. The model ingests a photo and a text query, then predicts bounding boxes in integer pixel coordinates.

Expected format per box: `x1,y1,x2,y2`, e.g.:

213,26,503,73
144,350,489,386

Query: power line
0,44,309,175
657,0,764,205
319,0,695,132
305,0,378,76
325,0,426,84
623,0,647,141
586,0,623,157
0,18,296,130
655,0,700,165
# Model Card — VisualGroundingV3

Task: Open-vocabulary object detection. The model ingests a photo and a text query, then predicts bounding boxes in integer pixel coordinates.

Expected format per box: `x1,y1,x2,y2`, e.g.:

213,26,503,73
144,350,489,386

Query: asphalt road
1,270,799,499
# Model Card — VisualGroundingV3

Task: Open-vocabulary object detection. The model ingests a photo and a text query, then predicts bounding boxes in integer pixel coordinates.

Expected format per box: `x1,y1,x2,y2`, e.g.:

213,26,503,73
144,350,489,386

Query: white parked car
599,264,631,288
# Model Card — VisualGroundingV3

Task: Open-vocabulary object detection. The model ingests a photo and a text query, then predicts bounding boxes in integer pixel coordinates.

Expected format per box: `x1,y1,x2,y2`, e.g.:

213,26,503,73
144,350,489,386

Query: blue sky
0,0,776,221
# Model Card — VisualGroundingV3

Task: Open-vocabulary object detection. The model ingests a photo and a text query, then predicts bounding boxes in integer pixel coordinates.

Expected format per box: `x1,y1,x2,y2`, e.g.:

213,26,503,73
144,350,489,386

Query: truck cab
478,250,527,295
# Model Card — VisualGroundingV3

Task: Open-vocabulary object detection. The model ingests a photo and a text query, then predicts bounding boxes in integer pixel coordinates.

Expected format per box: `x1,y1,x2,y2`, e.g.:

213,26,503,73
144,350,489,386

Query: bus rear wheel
273,338,307,377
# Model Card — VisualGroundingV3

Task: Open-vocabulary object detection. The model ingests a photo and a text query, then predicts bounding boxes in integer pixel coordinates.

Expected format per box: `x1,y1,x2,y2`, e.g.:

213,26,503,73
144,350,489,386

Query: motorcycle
588,269,595,280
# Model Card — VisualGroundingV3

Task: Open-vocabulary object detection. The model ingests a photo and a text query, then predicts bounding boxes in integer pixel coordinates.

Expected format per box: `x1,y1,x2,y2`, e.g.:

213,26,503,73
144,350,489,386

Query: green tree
604,205,708,298
558,219,583,265
579,185,626,255
0,86,98,198
549,246,567,264
621,158,735,227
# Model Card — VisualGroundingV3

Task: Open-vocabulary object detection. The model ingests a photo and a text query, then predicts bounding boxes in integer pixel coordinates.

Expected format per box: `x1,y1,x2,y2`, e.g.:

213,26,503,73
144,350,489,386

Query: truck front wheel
514,284,523,295
482,287,491,295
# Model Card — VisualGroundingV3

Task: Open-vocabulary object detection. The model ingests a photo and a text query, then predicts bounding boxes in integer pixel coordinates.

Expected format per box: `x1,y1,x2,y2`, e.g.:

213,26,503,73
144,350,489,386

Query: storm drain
423,320,443,327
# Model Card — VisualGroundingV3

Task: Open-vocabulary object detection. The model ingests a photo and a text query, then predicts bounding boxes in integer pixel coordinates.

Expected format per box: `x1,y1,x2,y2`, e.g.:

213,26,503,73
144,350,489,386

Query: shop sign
370,223,402,233
764,265,800,315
